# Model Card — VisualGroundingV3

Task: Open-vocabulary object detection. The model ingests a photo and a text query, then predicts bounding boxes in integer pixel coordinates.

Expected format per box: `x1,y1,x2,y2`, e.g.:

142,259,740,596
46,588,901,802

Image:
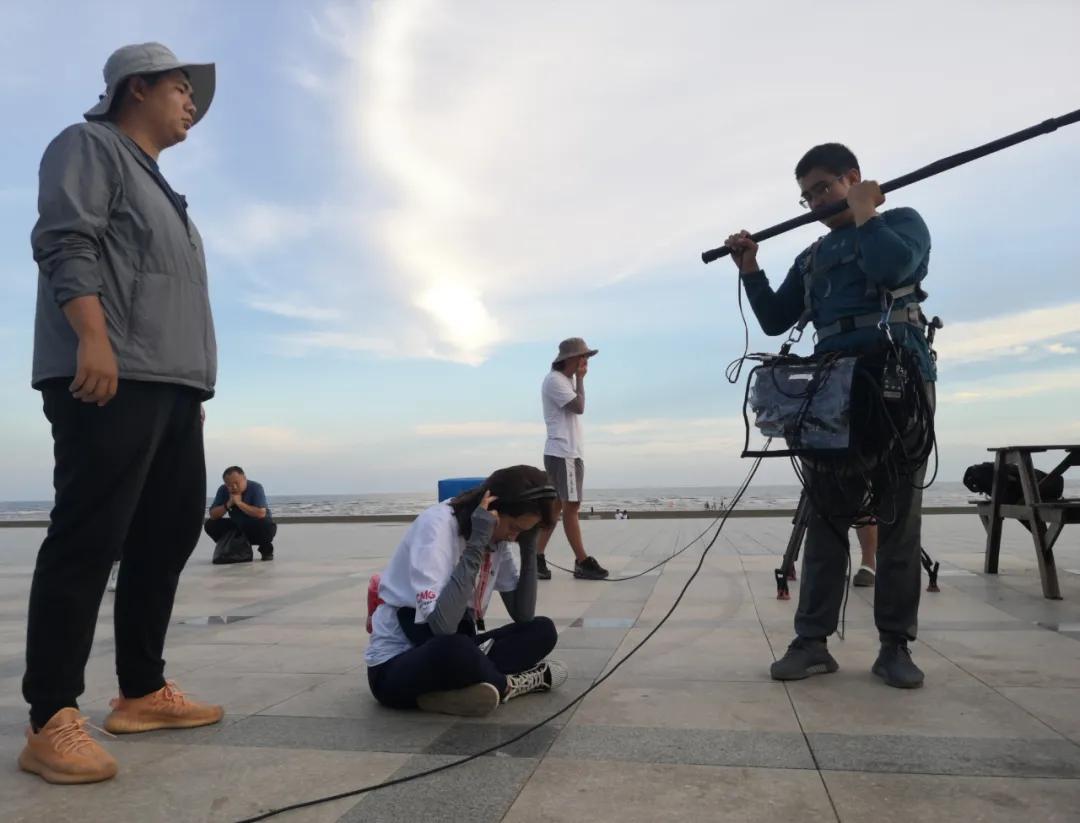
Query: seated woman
365,465,568,717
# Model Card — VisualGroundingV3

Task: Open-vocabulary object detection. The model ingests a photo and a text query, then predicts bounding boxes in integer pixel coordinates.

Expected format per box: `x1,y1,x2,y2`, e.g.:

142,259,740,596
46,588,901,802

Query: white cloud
590,417,745,457
203,202,318,259
414,416,745,456
414,283,500,365
936,303,1080,365
301,0,1080,365
939,369,1080,404
284,65,328,95
1046,342,1078,356
204,424,332,455
247,299,342,321
416,421,545,438
274,330,397,356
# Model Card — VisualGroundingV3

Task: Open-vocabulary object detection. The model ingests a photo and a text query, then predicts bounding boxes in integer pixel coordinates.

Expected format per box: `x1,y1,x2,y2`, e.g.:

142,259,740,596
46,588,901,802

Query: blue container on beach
437,477,486,502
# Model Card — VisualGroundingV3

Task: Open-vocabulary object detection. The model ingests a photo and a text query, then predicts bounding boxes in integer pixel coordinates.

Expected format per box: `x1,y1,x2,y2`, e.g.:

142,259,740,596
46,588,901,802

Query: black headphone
497,484,558,504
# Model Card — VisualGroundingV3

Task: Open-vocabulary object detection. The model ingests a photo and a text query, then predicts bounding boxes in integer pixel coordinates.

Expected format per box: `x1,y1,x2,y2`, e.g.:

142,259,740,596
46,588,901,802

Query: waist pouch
742,345,927,476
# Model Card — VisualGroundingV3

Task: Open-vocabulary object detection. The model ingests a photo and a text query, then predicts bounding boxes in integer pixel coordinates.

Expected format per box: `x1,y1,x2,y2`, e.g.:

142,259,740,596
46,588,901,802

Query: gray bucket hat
84,42,215,125
552,337,599,367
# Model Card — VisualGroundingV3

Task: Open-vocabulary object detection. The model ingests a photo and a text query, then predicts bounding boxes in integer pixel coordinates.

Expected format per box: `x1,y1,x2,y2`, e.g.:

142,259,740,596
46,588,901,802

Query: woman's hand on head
471,491,499,545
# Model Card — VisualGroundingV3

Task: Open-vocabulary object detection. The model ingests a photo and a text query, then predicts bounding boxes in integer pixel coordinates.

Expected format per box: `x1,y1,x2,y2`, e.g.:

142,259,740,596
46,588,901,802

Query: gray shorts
544,455,585,503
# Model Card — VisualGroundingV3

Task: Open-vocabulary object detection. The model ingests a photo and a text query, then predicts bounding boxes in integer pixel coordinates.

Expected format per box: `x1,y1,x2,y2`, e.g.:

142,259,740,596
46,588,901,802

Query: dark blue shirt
740,208,935,381
211,481,271,524
134,145,189,227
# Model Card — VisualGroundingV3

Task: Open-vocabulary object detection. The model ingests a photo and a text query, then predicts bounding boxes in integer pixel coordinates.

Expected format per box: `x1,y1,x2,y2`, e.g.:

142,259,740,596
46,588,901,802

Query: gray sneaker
872,640,924,689
417,682,501,717
852,567,875,587
770,637,839,681
573,556,609,580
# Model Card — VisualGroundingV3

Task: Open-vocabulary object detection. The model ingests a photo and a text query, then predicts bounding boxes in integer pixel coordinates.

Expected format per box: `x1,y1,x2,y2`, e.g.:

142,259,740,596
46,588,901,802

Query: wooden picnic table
975,444,1080,600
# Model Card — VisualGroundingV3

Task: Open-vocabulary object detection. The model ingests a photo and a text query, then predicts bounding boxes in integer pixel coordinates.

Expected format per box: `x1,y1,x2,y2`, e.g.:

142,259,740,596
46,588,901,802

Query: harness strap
795,234,923,337
816,303,925,340
794,241,821,332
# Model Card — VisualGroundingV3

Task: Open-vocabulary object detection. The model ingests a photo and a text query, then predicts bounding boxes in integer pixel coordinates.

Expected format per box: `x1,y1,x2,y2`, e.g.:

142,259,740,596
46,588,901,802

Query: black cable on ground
544,273,763,585
233,450,769,823
544,504,732,582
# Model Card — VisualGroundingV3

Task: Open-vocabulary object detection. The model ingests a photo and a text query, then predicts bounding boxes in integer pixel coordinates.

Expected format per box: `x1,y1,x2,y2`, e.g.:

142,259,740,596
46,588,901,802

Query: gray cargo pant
794,384,935,642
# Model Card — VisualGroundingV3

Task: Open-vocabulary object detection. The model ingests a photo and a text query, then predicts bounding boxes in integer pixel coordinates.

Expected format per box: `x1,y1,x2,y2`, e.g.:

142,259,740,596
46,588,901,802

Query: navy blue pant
368,616,557,709
204,516,277,552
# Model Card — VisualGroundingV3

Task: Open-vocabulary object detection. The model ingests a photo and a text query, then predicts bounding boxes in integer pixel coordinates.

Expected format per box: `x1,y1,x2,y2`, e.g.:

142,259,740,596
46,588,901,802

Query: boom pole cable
544,503,735,581
234,446,770,822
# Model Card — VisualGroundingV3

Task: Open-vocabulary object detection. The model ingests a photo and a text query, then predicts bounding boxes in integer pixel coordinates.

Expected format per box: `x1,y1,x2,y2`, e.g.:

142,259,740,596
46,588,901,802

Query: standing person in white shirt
536,338,609,580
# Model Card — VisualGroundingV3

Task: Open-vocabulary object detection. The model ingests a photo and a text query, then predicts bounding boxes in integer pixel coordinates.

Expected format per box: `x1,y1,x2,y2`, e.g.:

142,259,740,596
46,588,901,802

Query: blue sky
1,0,1078,499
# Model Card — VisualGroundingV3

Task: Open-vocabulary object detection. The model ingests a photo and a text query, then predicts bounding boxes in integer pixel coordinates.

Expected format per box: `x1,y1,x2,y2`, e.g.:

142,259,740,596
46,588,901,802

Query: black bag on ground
212,530,253,564
963,462,1064,503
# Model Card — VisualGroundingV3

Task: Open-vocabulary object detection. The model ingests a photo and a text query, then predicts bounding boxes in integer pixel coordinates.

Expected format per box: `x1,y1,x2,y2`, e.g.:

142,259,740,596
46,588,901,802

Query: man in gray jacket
19,43,223,785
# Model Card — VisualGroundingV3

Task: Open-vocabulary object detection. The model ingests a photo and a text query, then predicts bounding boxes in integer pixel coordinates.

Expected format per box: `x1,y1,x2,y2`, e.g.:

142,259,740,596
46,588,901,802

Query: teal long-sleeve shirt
740,207,936,381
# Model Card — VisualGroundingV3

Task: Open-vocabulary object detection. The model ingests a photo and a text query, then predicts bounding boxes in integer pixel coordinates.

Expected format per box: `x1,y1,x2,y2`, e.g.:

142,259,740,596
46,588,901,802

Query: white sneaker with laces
503,660,568,702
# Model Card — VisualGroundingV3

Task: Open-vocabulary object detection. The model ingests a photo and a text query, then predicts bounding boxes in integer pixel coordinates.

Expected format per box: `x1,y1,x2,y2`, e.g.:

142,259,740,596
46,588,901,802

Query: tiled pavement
0,513,1078,822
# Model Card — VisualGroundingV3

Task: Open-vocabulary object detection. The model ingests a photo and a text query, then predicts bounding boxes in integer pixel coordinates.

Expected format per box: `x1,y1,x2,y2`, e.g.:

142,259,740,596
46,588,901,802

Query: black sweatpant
795,384,936,643
367,616,558,709
204,516,277,552
23,379,206,729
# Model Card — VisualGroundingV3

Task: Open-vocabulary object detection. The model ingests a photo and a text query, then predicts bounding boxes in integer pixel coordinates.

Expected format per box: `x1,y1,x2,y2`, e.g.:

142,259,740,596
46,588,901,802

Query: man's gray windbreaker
31,121,217,398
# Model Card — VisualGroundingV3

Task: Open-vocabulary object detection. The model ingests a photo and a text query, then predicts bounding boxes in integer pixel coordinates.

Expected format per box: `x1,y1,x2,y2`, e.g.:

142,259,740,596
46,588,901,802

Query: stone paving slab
783,674,1064,739
808,732,1080,778
339,754,539,823
423,721,561,759
822,771,1080,823
548,725,816,769
568,678,803,733
139,712,454,755
502,759,836,823
996,686,1080,743
0,736,408,823
0,514,1078,822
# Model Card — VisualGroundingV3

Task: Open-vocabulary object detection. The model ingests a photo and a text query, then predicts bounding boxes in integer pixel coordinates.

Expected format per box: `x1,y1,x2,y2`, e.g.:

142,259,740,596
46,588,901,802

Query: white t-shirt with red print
364,502,519,667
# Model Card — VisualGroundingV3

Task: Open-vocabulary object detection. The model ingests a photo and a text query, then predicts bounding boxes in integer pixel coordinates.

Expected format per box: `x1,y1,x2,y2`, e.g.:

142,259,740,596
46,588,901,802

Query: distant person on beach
205,467,277,561
20,43,223,785
536,338,609,580
365,466,568,717
726,142,935,690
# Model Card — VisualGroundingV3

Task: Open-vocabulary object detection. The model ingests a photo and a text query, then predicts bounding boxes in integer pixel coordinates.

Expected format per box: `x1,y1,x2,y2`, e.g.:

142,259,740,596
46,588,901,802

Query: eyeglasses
798,175,845,210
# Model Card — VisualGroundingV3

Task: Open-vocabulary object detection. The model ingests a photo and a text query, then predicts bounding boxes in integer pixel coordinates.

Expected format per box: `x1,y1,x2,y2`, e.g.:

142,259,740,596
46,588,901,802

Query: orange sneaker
18,708,118,784
104,681,224,734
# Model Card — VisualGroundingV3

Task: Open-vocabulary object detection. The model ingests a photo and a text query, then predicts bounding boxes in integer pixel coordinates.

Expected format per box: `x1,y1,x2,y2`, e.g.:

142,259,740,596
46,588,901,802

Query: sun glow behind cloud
299,0,1080,367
